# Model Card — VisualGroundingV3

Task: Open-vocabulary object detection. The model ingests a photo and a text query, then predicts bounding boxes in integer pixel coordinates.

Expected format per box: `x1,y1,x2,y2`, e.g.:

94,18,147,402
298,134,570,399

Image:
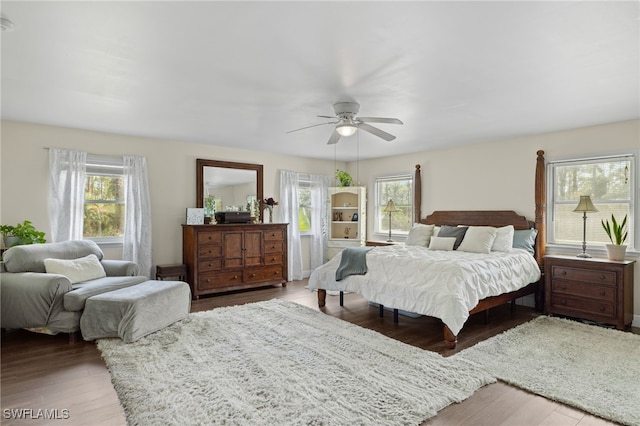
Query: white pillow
457,226,498,254
433,226,440,237
428,236,456,251
44,254,106,284
405,224,435,246
492,225,514,252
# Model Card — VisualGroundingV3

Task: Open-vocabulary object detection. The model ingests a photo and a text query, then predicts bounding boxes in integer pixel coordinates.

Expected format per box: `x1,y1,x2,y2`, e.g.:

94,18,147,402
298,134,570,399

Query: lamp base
576,252,592,258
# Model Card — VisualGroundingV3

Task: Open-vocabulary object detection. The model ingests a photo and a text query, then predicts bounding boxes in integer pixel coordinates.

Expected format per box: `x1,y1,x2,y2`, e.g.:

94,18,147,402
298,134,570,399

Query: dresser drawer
198,271,242,290
198,245,222,258
245,266,283,283
264,253,283,265
551,266,615,285
551,280,615,302
550,295,616,319
264,229,285,241
198,258,222,272
264,241,284,253
197,231,222,245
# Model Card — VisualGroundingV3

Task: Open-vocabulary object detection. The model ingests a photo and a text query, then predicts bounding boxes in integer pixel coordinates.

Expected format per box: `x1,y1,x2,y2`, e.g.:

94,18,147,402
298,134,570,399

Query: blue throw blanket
335,247,373,281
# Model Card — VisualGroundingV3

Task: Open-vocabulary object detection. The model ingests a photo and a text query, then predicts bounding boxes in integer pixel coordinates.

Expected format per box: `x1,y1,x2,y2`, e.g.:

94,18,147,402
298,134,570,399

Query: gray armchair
1,240,147,338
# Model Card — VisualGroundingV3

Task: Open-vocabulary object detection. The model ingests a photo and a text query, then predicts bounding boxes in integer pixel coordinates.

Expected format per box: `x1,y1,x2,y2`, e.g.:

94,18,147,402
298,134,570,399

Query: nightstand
544,255,635,330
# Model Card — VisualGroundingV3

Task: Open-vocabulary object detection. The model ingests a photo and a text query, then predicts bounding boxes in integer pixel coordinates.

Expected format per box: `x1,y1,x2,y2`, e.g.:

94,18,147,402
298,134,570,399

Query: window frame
373,173,414,240
84,154,125,246
546,151,637,253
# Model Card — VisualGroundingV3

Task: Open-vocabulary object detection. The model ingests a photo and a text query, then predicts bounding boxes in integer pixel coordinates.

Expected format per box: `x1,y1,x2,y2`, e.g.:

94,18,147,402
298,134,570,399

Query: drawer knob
206,278,211,283
208,236,212,240
272,233,276,237
560,299,566,305
600,290,606,296
271,257,276,261
560,285,566,291
273,271,278,275
251,273,256,277
209,249,213,253
599,305,606,312
560,270,567,275
272,245,276,249
600,275,606,281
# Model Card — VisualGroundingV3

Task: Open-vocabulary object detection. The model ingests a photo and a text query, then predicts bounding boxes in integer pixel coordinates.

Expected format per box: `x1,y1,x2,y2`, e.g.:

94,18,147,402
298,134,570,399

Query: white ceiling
1,1,638,161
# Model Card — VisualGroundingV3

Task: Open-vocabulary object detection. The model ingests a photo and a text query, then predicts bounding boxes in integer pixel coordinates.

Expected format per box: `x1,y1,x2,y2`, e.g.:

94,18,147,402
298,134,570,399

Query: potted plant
601,214,628,261
0,220,47,248
336,169,353,188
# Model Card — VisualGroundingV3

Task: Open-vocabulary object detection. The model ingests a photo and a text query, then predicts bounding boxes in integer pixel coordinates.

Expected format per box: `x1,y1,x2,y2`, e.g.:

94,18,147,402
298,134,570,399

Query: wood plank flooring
1,279,630,425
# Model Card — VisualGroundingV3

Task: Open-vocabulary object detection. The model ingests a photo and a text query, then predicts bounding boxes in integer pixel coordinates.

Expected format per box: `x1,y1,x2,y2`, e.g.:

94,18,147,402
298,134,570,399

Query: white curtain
123,156,153,278
48,148,87,242
310,174,331,269
279,170,303,280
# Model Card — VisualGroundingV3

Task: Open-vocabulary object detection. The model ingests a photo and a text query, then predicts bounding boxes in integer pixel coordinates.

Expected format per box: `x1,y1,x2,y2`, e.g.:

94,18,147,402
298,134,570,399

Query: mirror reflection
196,159,264,223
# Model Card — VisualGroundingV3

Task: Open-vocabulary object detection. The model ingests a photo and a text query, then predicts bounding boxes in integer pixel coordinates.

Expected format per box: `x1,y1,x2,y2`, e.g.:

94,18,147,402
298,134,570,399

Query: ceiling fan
286,101,403,145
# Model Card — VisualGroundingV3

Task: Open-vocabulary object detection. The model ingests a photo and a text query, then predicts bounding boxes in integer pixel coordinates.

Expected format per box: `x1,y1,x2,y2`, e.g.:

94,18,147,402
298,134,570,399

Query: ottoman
80,280,191,343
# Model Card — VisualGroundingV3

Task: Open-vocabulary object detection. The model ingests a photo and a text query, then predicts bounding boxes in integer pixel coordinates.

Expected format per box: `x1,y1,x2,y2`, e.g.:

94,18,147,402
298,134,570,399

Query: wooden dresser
544,255,635,330
182,223,288,299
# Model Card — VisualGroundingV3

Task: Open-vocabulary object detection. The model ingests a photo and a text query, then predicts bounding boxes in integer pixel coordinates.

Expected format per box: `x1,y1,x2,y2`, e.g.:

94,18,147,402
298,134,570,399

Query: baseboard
302,270,311,279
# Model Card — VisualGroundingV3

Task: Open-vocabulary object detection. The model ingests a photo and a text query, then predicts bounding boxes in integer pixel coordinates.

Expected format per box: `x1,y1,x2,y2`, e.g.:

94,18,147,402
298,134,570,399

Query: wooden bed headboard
414,150,546,266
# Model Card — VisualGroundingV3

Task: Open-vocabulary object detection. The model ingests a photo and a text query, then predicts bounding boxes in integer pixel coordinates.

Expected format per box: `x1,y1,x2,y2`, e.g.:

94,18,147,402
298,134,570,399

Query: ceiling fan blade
317,115,337,119
357,117,403,125
286,121,337,134
327,129,341,145
358,122,396,141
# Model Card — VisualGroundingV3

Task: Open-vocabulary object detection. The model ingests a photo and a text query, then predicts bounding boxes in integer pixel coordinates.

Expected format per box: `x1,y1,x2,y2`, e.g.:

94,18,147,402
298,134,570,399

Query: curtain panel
48,149,87,242
123,156,153,278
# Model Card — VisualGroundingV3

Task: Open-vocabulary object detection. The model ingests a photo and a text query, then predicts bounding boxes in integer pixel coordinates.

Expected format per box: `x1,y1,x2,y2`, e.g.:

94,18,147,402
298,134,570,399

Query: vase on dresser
605,244,627,261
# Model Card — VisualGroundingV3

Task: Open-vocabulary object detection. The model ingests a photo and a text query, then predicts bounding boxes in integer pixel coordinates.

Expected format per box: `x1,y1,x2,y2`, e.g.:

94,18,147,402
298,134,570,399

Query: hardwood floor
1,279,628,425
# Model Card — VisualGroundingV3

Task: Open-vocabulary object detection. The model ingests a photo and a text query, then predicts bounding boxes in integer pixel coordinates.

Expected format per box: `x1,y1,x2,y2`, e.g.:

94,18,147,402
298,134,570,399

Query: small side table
155,264,188,281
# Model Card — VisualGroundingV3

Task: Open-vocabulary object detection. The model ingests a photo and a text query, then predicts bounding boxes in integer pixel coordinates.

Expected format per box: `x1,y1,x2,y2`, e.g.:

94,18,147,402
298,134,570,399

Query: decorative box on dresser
182,223,288,299
544,255,635,330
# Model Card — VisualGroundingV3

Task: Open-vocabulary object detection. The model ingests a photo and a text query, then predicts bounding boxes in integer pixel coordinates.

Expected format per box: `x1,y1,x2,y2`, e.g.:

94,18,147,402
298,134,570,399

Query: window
547,154,635,250
374,174,413,237
84,155,125,243
298,178,312,233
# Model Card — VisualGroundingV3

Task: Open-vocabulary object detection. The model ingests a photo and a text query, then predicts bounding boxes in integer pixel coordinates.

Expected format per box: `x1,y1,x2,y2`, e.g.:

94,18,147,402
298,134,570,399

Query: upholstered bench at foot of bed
80,280,191,343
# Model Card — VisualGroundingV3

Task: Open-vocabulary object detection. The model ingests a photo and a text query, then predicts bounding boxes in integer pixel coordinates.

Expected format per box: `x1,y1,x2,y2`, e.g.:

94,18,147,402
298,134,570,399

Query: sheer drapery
310,174,331,269
123,156,153,278
48,149,87,242
279,170,303,280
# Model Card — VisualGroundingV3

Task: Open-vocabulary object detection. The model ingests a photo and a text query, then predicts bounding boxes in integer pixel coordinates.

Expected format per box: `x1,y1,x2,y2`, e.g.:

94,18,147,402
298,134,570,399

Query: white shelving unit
327,186,366,259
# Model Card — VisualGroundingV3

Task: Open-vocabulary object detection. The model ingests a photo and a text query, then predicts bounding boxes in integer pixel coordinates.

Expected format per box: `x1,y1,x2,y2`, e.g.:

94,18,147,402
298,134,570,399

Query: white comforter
308,245,541,335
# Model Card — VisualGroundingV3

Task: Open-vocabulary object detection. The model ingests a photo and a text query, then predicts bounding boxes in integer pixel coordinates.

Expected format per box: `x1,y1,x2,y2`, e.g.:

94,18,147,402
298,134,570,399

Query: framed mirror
196,159,264,223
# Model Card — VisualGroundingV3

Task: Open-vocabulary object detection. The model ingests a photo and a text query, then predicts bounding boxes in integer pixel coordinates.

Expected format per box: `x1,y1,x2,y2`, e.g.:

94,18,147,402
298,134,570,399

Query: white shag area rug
455,315,640,426
98,299,494,426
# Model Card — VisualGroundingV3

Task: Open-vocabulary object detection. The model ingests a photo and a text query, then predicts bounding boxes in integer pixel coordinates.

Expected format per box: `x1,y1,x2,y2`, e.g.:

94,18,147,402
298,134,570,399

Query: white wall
0,120,342,273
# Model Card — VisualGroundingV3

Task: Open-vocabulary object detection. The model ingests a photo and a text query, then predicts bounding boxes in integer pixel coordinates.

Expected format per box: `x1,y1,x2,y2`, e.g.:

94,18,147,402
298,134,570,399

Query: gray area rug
98,299,494,425
455,315,640,426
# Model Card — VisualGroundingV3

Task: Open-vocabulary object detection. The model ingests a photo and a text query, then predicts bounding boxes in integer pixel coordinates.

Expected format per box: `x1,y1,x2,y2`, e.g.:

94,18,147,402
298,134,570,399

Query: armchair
1,240,147,340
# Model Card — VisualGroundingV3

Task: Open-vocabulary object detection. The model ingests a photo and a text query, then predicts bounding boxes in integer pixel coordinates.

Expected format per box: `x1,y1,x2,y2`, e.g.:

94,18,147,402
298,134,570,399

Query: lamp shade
383,199,398,213
336,123,357,137
573,195,598,213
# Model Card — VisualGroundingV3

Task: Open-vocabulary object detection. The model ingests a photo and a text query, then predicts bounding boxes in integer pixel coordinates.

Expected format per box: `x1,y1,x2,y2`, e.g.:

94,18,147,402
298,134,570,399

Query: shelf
332,207,358,210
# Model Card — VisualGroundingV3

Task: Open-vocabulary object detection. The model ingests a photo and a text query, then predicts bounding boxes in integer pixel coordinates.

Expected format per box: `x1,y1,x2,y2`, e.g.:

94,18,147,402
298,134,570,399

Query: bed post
414,164,422,221
534,150,546,266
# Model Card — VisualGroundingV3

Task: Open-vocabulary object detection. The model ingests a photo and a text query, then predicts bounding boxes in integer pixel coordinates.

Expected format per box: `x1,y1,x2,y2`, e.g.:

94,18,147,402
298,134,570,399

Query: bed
308,150,547,349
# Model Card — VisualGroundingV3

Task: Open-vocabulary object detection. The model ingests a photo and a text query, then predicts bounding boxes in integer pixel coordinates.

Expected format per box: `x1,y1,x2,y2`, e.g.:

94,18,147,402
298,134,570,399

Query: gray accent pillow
513,228,538,254
437,225,468,250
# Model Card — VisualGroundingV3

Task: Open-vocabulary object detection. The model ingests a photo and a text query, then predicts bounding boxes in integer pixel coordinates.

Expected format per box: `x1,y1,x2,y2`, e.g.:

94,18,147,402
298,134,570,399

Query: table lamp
383,199,398,242
573,195,598,258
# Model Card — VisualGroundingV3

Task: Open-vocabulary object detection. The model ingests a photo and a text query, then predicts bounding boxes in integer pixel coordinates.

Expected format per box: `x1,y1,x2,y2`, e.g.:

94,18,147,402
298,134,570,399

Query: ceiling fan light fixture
336,123,357,137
